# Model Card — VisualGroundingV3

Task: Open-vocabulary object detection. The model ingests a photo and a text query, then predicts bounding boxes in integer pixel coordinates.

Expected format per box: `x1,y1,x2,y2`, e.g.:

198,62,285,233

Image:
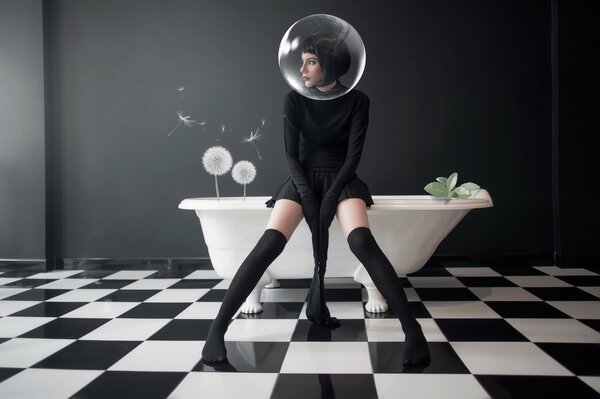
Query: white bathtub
179,189,493,314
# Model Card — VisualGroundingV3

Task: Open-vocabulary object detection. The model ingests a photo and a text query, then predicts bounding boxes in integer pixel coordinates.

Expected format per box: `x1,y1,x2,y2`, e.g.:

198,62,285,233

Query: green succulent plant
424,172,480,199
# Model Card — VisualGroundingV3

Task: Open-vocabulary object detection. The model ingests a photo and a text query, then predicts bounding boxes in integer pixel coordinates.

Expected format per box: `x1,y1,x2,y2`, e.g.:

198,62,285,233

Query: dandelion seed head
202,146,233,176
231,160,257,185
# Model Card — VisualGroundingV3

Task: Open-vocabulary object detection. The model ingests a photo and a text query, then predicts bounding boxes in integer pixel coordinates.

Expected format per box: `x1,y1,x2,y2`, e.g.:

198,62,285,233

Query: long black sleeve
326,93,370,198
283,93,318,209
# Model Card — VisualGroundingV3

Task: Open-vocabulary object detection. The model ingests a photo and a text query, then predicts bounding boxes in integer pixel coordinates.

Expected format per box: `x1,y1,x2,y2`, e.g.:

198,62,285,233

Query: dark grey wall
8,0,595,263
0,0,45,259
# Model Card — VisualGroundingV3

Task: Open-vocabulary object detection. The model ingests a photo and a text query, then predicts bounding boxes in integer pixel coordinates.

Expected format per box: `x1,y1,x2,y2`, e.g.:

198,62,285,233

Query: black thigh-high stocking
201,228,288,363
347,226,430,366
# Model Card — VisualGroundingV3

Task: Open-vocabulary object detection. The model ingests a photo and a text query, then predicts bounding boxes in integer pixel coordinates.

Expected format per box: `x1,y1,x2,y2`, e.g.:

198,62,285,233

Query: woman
201,34,431,367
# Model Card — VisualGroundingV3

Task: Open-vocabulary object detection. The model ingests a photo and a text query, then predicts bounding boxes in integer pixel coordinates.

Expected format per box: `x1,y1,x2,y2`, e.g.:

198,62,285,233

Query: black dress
265,86,373,326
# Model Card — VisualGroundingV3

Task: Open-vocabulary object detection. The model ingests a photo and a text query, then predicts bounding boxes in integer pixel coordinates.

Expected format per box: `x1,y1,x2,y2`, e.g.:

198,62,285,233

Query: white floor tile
506,318,600,343
534,266,597,276
450,341,572,375
109,340,203,372
446,267,501,277
374,373,490,399
0,288,29,300
225,319,297,342
46,289,117,302
27,270,84,279
0,338,74,367
505,275,572,287
469,287,542,301
0,300,40,316
280,342,372,373
168,372,278,399
174,302,223,319
121,278,180,290
260,288,308,302
36,278,98,289
0,316,55,338
407,276,465,288
80,318,171,341
102,270,157,280
298,301,365,319
60,301,139,319
547,301,600,319
183,270,220,279
144,289,209,303
579,376,600,394
211,279,230,289
423,301,501,319
0,368,102,399
365,318,446,342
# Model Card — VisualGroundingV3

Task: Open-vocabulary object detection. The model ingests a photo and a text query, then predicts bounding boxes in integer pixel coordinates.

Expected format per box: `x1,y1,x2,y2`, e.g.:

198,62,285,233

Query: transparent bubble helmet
278,14,366,100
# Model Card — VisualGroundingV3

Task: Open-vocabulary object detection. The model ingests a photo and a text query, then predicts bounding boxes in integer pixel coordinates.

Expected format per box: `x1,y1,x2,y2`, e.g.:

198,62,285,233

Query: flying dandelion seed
177,85,185,99
202,146,233,200
231,160,257,201
197,120,208,132
220,124,233,134
260,118,271,127
242,128,263,159
168,110,195,136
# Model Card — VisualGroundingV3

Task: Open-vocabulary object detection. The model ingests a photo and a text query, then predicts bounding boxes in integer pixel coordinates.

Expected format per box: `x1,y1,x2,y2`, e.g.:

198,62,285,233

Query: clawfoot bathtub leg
353,264,389,313
240,273,273,314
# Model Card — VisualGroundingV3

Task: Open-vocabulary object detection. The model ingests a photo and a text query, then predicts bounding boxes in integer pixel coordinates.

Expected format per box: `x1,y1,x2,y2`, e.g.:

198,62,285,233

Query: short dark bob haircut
302,33,351,86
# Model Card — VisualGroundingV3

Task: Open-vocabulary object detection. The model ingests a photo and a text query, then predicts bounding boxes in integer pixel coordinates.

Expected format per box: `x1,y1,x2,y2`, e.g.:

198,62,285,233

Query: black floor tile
524,287,599,301
96,290,160,302
435,319,529,342
536,342,600,376
414,288,480,301
11,302,87,317
196,290,226,301
71,370,187,399
369,342,468,373
475,374,600,399
455,276,518,287
325,288,363,302
193,341,289,373
2,289,70,301
147,319,213,340
292,319,367,342
168,279,221,289
18,318,109,339
556,275,600,287
271,374,378,399
32,340,141,370
485,301,571,319
79,279,133,289
118,303,190,319
236,302,304,319
0,368,22,384
2,279,55,288
363,301,430,319
490,266,547,276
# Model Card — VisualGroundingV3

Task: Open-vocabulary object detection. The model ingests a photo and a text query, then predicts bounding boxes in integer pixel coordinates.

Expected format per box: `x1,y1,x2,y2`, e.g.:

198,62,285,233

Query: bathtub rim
179,189,493,211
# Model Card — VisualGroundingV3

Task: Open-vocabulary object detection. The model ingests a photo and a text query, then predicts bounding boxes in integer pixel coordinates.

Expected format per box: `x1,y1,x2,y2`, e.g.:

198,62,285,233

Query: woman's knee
337,198,370,240
265,199,303,241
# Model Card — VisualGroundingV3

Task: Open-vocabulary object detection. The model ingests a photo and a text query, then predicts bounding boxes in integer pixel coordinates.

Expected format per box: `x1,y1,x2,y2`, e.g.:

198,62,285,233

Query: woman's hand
319,191,339,231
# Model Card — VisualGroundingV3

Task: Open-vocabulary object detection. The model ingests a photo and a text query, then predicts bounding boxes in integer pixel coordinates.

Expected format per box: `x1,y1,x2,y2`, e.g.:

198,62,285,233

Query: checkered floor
0,260,598,399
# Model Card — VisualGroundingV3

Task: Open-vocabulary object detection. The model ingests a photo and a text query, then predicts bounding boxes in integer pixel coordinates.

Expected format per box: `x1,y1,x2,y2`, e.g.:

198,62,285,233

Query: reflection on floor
0,259,598,398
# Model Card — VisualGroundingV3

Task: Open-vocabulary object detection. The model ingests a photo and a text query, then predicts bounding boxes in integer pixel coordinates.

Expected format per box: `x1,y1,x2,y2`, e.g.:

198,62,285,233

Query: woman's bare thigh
336,198,370,240
265,199,304,241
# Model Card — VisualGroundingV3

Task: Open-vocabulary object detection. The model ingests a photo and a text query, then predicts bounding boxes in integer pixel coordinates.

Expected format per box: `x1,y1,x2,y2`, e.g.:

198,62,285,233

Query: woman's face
300,52,325,88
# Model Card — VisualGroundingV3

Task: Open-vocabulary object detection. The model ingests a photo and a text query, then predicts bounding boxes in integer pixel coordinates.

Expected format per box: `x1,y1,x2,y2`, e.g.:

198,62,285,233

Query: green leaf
424,182,449,196
454,186,471,198
436,177,448,184
460,182,480,191
447,172,458,191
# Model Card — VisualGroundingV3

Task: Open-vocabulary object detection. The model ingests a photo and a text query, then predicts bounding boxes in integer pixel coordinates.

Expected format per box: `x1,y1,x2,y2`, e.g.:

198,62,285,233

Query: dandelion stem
252,143,263,159
215,175,220,200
